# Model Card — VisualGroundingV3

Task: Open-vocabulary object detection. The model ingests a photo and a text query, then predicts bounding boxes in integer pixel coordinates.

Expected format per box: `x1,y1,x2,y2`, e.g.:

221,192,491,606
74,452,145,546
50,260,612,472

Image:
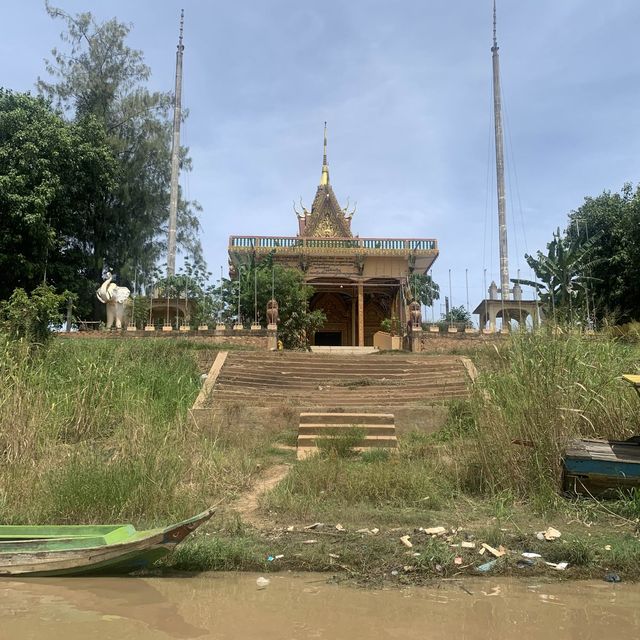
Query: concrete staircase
297,412,397,459
204,351,470,410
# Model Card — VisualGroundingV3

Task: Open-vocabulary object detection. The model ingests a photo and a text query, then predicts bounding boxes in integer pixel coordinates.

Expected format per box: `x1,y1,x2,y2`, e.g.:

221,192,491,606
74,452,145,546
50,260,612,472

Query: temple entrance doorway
314,331,342,346
309,289,353,346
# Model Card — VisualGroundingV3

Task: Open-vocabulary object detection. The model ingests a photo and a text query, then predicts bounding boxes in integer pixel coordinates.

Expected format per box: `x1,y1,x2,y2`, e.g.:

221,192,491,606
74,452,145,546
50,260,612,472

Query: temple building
228,127,438,347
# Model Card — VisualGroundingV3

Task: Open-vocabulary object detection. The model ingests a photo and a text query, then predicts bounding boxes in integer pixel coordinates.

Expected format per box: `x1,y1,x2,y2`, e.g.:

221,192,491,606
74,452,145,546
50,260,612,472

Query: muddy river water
1,573,639,640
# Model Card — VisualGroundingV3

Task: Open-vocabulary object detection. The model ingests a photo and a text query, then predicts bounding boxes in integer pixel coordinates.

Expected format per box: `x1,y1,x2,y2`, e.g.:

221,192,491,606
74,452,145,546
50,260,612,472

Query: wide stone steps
216,367,465,383
297,435,398,448
211,390,468,401
299,424,397,436
214,378,467,391
300,412,395,424
297,412,398,459
204,352,472,410
219,360,462,370
216,366,465,383
211,389,468,404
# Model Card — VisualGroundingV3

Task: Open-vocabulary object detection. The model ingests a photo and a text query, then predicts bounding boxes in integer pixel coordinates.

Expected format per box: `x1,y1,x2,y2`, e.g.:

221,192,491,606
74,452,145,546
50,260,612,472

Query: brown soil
231,463,291,527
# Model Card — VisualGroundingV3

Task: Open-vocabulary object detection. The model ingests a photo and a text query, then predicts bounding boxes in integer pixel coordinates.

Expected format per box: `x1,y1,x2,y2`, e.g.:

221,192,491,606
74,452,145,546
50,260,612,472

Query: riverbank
168,497,640,584
2,332,639,584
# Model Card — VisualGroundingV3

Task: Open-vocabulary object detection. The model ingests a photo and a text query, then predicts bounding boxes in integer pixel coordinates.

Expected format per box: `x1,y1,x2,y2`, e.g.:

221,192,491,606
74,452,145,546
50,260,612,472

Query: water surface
1,573,638,639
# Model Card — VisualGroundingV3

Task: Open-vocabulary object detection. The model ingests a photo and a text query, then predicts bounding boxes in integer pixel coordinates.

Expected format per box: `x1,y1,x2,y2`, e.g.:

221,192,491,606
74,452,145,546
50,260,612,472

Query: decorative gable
303,184,352,238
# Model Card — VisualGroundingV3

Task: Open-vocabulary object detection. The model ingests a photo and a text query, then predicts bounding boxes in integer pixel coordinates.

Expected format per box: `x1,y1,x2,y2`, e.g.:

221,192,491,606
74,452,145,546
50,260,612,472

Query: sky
3,0,640,318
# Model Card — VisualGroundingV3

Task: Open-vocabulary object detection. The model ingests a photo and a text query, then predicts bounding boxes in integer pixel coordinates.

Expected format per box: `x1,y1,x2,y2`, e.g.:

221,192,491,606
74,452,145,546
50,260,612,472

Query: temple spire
167,9,184,277
492,0,510,300
320,121,330,186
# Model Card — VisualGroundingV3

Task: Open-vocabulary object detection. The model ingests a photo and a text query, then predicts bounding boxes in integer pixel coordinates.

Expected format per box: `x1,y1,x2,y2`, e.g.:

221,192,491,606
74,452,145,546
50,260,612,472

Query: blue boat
563,438,640,495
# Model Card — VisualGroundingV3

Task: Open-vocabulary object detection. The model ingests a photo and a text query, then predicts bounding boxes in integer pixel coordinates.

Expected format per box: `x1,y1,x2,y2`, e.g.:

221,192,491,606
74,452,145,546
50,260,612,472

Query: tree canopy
220,257,325,349
522,183,640,325
0,90,116,310
40,3,203,285
0,3,204,319
565,184,640,323
442,305,471,325
408,272,440,307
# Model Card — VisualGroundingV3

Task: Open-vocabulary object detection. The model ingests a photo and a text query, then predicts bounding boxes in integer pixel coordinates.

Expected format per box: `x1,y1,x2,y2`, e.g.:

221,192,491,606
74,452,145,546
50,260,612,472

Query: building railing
229,236,438,252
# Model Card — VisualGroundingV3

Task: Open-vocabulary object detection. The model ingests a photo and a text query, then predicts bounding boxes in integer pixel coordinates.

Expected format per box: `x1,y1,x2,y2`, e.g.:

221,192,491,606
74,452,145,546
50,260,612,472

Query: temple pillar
489,307,497,333
357,281,364,347
410,326,423,352
351,295,356,346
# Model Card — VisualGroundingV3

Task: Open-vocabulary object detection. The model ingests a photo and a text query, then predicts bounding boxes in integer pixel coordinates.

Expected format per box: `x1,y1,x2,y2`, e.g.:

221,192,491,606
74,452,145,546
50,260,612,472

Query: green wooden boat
0,506,214,577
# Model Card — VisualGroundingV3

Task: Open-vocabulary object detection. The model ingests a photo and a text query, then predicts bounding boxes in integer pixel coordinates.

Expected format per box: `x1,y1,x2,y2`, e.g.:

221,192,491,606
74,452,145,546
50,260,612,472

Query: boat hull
0,507,214,577
563,439,640,495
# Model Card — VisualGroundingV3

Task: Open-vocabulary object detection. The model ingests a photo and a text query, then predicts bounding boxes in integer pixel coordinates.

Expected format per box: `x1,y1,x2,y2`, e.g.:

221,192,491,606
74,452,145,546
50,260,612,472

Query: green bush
0,284,69,343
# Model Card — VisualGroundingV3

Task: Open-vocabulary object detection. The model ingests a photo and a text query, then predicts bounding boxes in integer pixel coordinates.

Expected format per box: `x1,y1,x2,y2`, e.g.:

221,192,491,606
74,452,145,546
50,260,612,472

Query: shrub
0,284,69,343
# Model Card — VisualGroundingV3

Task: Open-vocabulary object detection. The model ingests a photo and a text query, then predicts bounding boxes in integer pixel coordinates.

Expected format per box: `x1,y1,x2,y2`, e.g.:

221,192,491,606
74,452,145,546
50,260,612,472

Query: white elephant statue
96,272,131,329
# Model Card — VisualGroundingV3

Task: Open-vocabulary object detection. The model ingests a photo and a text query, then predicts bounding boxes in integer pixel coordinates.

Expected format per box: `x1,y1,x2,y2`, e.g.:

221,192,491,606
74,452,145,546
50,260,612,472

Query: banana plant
513,228,604,323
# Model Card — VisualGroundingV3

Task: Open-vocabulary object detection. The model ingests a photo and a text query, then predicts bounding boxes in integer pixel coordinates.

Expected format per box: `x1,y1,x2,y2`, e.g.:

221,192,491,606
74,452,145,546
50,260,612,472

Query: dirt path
231,463,291,527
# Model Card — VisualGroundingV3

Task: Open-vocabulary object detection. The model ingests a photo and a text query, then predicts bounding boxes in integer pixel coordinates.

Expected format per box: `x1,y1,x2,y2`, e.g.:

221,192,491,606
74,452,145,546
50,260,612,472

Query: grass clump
414,537,456,571
263,454,453,522
170,536,268,572
460,331,640,502
316,427,365,458
0,336,259,525
608,489,640,520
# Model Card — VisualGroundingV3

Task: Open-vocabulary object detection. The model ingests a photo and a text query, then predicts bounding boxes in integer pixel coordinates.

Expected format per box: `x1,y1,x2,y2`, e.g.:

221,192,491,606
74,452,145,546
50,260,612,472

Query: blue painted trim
564,458,640,478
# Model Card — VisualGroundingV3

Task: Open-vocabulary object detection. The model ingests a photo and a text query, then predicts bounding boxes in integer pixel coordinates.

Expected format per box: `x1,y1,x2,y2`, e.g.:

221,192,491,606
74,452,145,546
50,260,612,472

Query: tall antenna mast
167,9,184,277
492,1,510,300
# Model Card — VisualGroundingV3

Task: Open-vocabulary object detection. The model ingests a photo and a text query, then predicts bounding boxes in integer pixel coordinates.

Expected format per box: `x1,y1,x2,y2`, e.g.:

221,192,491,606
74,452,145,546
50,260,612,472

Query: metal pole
237,268,241,326
254,264,258,324
131,266,137,328
201,271,205,327
175,278,179,328
577,219,591,328
465,268,470,313
219,265,223,322
492,1,510,301
448,268,453,328
585,219,596,326
166,280,169,326
517,268,522,330
148,278,153,326
185,275,189,326
430,269,435,323
167,10,185,277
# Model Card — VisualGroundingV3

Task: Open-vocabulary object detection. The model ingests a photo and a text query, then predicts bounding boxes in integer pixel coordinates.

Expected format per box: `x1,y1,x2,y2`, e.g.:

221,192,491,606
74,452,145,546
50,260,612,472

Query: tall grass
461,331,640,500
263,331,640,522
0,336,257,525
263,453,454,522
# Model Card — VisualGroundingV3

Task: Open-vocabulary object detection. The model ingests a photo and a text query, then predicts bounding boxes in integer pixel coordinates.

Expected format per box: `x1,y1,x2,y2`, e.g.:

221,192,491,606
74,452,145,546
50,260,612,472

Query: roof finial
320,121,330,186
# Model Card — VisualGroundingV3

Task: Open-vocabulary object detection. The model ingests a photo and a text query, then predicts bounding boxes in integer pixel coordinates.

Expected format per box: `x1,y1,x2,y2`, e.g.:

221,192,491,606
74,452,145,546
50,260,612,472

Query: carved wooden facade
228,136,439,346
